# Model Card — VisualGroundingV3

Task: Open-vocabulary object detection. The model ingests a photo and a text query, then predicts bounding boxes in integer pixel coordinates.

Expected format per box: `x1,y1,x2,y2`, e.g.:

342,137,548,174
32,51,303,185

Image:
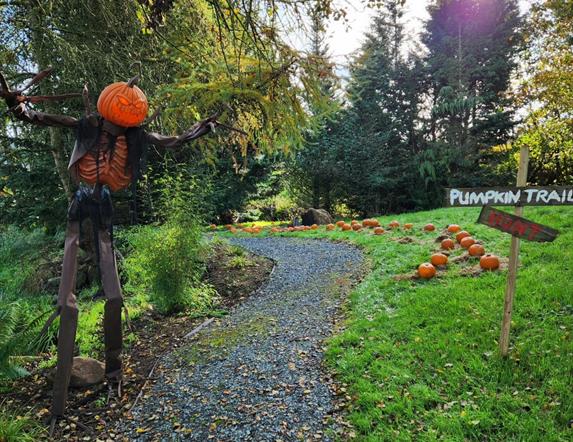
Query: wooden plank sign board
446,186,573,207
477,206,559,242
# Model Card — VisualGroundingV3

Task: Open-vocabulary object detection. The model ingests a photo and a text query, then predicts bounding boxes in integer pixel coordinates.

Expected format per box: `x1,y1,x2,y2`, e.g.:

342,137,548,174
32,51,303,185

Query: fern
0,302,49,380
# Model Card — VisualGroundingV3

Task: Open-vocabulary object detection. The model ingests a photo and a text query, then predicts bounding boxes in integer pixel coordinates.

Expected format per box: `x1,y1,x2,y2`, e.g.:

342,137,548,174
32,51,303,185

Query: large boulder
301,208,333,226
49,357,105,388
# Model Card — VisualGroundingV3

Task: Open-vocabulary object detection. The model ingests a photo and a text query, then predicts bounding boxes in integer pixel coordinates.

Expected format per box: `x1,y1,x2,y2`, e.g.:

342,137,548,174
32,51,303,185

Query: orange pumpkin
243,227,253,233
389,220,400,229
404,223,413,230
468,243,485,256
447,224,461,233
326,223,335,231
287,227,295,232
370,219,381,228
342,223,352,231
336,220,345,227
230,227,237,234
311,224,318,230
456,230,471,243
441,238,455,250
225,224,233,230
480,254,500,271
424,223,436,232
430,253,448,266
460,236,476,249
373,227,385,235
209,224,216,230
352,224,362,231
362,219,372,228
351,220,359,225
97,81,148,127
418,263,437,279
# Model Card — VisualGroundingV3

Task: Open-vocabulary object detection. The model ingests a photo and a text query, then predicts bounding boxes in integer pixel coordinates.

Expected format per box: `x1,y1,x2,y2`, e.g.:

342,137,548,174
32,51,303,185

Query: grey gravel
119,237,363,441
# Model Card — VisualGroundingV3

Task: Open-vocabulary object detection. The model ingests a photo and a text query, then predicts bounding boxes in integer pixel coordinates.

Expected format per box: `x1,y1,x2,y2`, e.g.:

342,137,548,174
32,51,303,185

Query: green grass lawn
223,206,573,441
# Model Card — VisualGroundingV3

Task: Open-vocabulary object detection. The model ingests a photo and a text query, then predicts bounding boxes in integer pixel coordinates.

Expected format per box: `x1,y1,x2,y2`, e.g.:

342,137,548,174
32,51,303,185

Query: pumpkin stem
126,75,140,88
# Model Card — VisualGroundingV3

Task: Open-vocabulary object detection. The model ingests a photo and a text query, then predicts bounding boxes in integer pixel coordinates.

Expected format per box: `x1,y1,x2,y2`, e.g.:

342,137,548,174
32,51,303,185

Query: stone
49,357,105,388
301,208,333,226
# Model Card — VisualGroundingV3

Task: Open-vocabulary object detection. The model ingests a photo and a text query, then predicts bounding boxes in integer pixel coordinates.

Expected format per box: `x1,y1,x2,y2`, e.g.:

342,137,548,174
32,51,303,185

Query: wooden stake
499,146,529,357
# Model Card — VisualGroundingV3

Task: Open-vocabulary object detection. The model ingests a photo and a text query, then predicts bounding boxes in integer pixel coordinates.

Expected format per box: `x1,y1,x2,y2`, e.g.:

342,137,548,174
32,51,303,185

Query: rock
49,357,105,388
301,208,333,226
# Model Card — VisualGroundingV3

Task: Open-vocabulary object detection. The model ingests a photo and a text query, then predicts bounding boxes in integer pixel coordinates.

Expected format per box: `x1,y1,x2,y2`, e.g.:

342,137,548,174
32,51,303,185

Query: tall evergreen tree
336,1,426,214
423,0,522,186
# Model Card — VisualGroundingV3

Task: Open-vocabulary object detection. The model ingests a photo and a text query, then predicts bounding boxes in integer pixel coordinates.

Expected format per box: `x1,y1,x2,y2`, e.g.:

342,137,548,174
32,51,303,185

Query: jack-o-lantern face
97,82,148,127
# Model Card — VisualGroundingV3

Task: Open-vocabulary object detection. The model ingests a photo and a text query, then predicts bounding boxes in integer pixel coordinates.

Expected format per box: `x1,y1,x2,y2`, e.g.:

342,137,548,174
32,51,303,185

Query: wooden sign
477,206,559,242
446,186,573,207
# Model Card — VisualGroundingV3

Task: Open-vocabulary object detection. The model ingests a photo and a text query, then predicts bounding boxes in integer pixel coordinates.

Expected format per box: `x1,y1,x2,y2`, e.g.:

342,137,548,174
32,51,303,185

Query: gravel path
120,237,363,441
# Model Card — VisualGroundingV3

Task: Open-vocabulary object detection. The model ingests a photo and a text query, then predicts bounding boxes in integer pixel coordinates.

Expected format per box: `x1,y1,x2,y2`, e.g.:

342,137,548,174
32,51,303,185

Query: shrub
121,170,218,314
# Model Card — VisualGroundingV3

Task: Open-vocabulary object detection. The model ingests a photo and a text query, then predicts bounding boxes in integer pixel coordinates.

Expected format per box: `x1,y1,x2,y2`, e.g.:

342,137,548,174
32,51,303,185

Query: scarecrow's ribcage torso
77,133,132,192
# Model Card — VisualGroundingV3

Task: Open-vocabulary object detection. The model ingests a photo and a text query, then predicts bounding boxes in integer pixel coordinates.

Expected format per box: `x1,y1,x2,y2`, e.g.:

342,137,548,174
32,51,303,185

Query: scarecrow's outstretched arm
145,114,218,149
1,74,78,129
7,102,78,128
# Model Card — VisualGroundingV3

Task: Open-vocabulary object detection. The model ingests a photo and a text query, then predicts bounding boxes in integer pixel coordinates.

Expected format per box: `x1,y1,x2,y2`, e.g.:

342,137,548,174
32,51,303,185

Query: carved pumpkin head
97,81,148,127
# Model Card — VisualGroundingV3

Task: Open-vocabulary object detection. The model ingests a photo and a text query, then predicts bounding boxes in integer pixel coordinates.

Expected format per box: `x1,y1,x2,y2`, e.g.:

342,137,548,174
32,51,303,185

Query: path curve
121,237,363,441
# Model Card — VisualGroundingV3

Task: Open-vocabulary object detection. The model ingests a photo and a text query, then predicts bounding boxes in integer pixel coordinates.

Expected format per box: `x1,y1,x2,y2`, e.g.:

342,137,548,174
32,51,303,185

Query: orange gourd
326,223,335,231
480,254,500,270
460,236,476,249
424,223,436,232
389,220,400,229
418,263,436,279
404,223,413,230
456,231,470,243
447,224,461,233
311,224,318,230
336,220,345,227
430,253,448,266
97,81,148,127
342,223,352,231
373,227,385,235
468,244,485,256
441,238,455,250
352,224,362,231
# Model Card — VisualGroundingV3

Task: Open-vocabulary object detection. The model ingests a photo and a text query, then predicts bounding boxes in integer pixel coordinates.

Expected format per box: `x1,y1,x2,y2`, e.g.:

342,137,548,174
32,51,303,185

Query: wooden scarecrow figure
0,68,224,424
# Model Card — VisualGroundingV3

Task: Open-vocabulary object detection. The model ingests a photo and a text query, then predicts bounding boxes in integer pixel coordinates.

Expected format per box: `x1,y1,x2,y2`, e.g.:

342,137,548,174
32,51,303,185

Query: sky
297,0,535,79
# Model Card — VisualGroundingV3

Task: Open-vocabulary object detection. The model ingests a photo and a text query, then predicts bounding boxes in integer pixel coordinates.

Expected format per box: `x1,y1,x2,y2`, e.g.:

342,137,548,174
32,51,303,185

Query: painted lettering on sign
446,186,573,207
477,206,559,242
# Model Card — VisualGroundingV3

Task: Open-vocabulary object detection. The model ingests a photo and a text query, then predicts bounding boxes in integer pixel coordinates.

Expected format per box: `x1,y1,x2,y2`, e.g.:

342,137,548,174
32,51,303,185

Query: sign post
445,146,573,356
499,146,528,357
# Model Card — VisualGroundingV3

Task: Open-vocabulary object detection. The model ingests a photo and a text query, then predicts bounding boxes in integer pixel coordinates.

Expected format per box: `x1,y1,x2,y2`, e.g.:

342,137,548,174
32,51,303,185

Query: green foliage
0,303,31,380
122,171,217,314
500,1,573,186
123,221,216,315
0,406,45,442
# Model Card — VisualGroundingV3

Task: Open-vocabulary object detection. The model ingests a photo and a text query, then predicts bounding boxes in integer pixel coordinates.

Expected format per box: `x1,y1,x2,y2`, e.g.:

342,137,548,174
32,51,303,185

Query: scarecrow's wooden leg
51,220,80,418
98,227,123,387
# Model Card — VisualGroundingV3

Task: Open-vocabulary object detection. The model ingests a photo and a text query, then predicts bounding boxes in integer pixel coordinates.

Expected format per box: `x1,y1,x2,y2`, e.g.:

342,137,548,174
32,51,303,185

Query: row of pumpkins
209,219,437,235
417,224,501,279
